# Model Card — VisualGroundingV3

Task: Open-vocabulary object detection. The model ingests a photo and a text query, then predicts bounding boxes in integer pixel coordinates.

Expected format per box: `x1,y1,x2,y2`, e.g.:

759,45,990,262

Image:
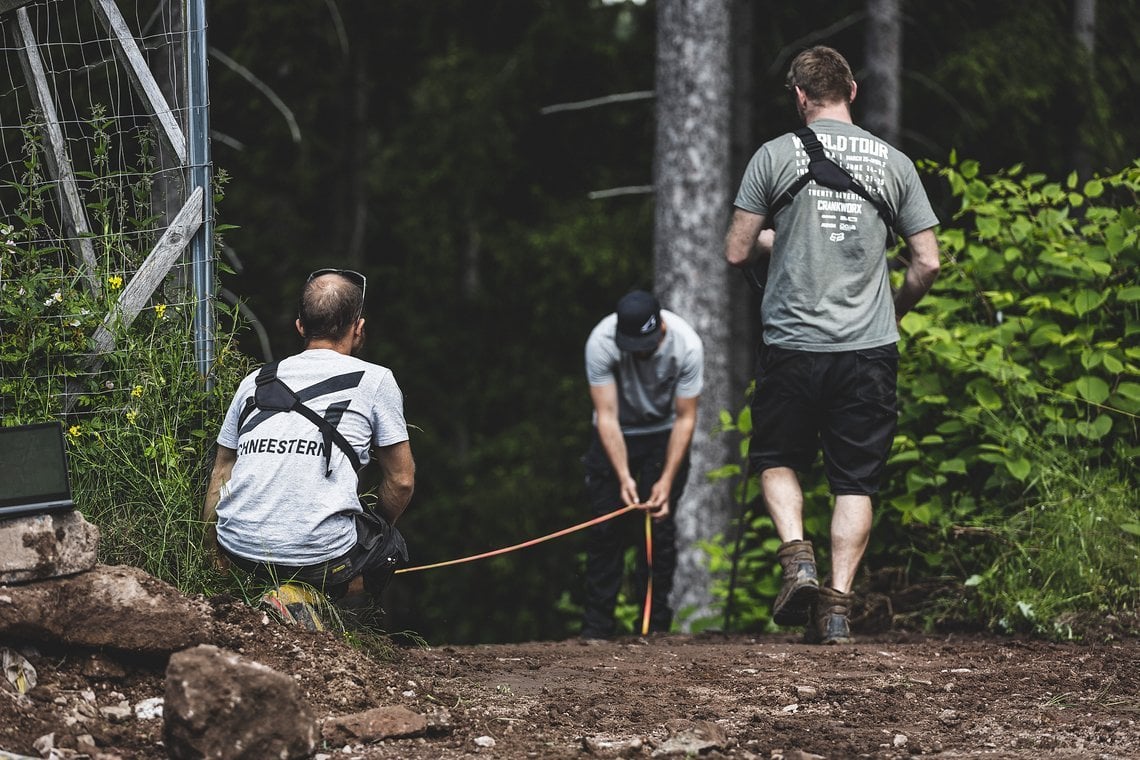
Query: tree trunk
1072,0,1096,179
729,0,758,394
863,0,901,146
654,0,734,630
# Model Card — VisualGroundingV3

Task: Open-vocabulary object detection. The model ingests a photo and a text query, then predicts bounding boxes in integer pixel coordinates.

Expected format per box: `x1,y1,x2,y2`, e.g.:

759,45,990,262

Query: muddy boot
803,586,855,645
772,540,819,626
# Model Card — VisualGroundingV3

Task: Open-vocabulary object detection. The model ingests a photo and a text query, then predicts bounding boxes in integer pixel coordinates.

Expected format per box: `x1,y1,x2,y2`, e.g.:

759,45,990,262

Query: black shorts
225,510,408,599
749,343,898,495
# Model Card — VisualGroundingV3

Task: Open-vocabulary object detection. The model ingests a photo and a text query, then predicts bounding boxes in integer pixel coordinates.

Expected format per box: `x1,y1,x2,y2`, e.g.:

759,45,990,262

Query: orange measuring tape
396,503,658,634
641,510,653,635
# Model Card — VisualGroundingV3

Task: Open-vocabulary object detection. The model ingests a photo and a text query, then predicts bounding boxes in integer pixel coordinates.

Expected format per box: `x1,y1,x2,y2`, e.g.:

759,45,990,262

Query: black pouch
354,510,409,596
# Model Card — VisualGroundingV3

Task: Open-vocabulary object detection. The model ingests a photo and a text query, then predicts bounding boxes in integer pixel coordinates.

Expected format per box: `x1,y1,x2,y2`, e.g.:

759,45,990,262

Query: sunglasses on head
306,268,367,301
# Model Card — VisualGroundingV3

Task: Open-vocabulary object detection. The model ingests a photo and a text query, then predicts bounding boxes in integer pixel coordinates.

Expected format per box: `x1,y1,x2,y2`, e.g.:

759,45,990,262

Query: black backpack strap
769,127,898,247
245,361,362,477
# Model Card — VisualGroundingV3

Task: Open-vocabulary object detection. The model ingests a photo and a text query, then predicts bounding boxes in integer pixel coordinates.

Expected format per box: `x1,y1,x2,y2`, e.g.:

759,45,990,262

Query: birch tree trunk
654,0,734,629
863,0,901,146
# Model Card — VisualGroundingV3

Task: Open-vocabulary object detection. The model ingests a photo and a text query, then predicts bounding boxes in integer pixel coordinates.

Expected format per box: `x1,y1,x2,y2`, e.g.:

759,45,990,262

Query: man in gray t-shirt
724,46,941,644
202,269,415,618
580,290,703,639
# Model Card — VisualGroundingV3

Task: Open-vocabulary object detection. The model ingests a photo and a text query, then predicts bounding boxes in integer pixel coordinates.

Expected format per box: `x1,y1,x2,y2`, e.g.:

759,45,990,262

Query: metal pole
187,0,214,385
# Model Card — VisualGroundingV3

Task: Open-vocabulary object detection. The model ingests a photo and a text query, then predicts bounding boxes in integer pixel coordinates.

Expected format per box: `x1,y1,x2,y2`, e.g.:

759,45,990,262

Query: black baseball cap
614,290,663,353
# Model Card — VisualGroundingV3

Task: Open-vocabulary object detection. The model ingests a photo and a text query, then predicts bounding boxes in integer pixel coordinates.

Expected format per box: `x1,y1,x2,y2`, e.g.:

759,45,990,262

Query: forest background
2,0,1137,646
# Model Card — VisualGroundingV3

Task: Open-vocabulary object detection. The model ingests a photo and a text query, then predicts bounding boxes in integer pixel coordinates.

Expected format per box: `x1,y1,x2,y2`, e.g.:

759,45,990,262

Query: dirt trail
1,597,1137,759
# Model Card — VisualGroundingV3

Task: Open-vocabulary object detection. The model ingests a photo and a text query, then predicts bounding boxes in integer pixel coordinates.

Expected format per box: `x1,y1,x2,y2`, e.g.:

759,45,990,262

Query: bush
706,158,1140,638
1,116,250,595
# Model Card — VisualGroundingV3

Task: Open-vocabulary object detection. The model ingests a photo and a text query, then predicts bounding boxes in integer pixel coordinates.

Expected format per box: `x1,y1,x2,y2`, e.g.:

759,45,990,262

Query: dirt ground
1,596,1138,759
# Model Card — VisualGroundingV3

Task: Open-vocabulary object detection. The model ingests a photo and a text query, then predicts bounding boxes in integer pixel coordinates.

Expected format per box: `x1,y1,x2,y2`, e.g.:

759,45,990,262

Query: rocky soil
1,593,1138,759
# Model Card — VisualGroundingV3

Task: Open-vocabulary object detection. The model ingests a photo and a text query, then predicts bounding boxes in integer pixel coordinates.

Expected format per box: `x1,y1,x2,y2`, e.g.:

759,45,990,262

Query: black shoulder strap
241,361,362,477
766,127,898,247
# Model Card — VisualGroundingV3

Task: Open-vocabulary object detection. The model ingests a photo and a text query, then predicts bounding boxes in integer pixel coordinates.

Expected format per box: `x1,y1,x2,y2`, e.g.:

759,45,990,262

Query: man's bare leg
829,493,872,593
761,467,804,540
763,467,820,626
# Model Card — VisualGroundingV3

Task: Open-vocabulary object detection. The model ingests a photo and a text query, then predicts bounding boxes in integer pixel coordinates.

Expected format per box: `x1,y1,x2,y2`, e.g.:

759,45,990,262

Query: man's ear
355,318,366,336
849,80,858,104
295,318,305,338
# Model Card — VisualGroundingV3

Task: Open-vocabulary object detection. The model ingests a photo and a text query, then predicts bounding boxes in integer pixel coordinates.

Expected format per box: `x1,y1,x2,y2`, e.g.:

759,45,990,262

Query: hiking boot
261,583,325,632
803,585,855,645
772,540,819,626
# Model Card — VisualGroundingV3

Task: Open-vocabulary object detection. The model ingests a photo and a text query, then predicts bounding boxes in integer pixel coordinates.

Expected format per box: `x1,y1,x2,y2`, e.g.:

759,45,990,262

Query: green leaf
937,458,968,475
976,216,1001,238
1102,353,1124,374
1084,178,1104,198
1073,289,1107,316
1114,382,1140,402
1005,457,1032,481
1074,375,1111,404
1075,415,1113,440
1121,523,1140,538
1117,286,1140,303
968,379,1003,410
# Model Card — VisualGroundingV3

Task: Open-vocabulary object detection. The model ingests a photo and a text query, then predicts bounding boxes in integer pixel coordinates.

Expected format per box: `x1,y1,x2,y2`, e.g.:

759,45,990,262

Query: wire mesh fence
0,0,212,427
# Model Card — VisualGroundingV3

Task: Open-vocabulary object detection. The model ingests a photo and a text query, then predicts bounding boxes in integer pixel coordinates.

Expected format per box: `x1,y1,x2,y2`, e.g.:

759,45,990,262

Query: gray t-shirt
585,309,704,436
215,348,409,565
734,118,939,351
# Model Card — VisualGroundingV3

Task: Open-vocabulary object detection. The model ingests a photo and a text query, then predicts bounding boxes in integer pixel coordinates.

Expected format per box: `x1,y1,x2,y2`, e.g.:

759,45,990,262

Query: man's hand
644,478,673,521
619,474,640,510
203,524,231,572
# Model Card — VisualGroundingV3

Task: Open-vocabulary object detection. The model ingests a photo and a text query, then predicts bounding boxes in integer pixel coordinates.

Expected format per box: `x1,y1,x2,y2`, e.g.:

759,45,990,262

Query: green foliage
963,470,1138,639
1,111,251,596
884,156,1140,637
707,158,1139,638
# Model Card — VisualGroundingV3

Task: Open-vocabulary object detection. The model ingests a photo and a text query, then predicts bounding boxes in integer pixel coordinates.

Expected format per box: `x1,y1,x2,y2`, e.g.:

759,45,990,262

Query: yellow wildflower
131,385,143,398
126,410,139,424
107,275,123,290
68,425,81,438
154,303,167,319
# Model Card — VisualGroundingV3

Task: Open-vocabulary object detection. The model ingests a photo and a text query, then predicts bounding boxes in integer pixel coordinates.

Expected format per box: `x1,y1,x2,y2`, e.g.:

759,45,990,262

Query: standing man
203,268,415,626
724,46,940,644
580,290,704,639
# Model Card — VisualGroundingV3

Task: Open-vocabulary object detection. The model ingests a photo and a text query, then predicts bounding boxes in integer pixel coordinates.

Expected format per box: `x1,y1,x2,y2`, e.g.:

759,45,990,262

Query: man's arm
645,394,699,519
724,208,769,267
589,382,639,508
894,228,941,321
371,440,415,525
202,445,237,569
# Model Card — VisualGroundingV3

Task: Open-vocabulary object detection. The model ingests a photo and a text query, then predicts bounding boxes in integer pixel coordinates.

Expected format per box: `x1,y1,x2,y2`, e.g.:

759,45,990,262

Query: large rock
0,564,215,654
164,645,318,760
0,510,99,583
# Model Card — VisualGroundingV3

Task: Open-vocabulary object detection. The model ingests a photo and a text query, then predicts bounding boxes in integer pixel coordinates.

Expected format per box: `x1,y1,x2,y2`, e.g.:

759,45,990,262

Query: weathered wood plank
0,0,35,15
91,186,203,354
88,0,187,164
13,8,102,298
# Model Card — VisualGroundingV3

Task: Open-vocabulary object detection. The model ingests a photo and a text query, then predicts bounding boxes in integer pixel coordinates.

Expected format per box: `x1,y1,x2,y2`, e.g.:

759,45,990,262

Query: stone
0,511,99,584
0,565,215,655
321,705,428,745
164,645,318,760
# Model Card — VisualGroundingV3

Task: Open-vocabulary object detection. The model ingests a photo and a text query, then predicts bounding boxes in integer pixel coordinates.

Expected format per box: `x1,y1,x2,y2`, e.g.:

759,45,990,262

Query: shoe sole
772,582,820,626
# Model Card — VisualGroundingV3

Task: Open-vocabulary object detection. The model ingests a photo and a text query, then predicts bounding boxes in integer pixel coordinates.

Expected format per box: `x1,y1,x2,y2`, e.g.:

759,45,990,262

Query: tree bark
654,0,734,629
1072,0,1096,179
863,0,901,146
